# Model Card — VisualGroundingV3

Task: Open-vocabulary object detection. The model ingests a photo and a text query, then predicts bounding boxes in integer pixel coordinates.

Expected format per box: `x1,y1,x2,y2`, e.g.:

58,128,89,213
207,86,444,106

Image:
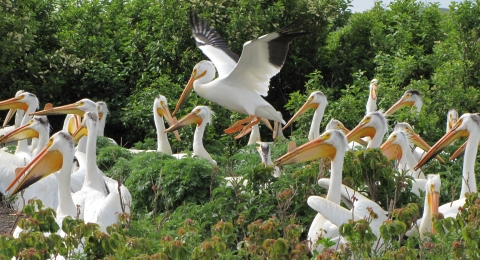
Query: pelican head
370,79,378,100
325,119,349,135
0,92,39,113
347,111,387,146
165,106,214,132
31,98,97,117
282,91,327,130
7,131,75,195
72,112,98,142
97,101,108,121
447,109,459,132
275,130,348,165
385,90,422,116
393,122,445,163
380,130,408,161
0,116,49,144
415,113,479,170
2,90,28,128
173,61,216,116
154,94,181,142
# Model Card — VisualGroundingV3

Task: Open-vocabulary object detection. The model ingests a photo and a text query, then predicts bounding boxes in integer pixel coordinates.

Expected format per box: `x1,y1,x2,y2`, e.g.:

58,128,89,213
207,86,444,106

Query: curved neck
82,125,105,192
76,137,87,153
97,118,106,137
58,152,77,217
308,106,325,141
248,124,261,145
366,97,377,114
367,129,384,148
402,141,425,179
16,106,36,154
326,150,345,204
418,193,431,238
460,132,479,198
155,114,172,155
193,123,214,164
14,109,24,128
33,129,50,157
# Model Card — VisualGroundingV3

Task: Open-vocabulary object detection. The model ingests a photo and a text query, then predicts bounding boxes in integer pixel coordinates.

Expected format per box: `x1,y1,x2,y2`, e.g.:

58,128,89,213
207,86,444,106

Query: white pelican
275,130,348,253
70,112,129,231
6,132,77,237
0,116,59,210
346,111,388,148
381,130,426,179
257,142,280,178
129,95,181,155
406,174,441,239
393,122,445,163
415,113,479,201
165,106,216,165
446,109,459,133
366,79,378,114
384,90,422,116
0,92,39,166
173,19,307,135
282,91,328,141
96,101,108,137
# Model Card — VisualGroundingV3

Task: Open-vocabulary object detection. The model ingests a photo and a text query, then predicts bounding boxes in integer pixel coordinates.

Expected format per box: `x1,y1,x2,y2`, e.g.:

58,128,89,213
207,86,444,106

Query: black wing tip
277,20,310,36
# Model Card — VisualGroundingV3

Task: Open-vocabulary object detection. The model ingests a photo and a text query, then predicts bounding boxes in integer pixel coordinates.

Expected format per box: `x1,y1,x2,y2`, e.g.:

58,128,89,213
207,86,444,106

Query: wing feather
190,11,239,77
226,21,308,96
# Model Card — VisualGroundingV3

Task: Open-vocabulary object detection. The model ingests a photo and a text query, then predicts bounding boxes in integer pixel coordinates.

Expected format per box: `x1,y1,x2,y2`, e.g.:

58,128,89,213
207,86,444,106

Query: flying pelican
282,91,328,141
173,17,307,136
393,122,445,163
384,90,422,116
275,130,349,253
346,111,388,148
0,92,39,166
415,113,479,200
366,79,378,114
165,106,216,165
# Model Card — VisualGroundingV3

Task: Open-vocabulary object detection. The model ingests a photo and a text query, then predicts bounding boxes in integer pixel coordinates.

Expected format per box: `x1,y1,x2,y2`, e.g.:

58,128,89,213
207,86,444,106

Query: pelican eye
29,119,35,124
76,101,84,107
46,138,54,147
453,119,462,129
404,93,411,99
97,106,101,111
195,109,201,114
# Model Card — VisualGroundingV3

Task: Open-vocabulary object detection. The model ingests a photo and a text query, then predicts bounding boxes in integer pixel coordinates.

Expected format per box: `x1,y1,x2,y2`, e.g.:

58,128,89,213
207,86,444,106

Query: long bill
346,123,376,144
428,190,440,234
2,109,16,128
72,125,88,142
408,131,445,164
282,97,318,130
0,121,39,144
30,103,85,116
449,141,469,161
165,112,202,133
0,96,29,111
6,140,62,195
384,98,414,116
338,124,368,146
157,105,181,142
275,137,336,165
414,128,468,170
67,115,82,135
172,69,206,116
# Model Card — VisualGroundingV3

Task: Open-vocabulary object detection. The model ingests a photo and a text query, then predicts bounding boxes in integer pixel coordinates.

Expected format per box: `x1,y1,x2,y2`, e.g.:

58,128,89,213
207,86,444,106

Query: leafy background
1,0,480,258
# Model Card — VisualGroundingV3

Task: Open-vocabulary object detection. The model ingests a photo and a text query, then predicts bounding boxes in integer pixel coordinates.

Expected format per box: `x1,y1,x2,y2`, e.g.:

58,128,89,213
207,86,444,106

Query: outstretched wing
190,11,239,77
226,20,308,96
